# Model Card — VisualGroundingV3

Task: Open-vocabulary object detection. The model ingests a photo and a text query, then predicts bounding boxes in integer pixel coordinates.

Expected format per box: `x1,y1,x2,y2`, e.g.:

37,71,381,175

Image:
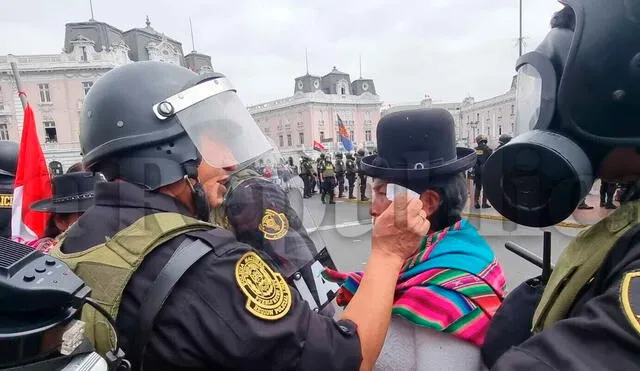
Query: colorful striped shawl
323,219,506,346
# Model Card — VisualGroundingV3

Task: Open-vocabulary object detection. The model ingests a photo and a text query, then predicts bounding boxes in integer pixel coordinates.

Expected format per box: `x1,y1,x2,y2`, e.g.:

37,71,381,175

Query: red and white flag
11,103,52,241
313,140,325,152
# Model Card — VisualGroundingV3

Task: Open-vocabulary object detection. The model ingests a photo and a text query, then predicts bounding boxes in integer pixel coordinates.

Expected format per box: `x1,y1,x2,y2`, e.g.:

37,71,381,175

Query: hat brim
29,197,94,214
361,147,476,183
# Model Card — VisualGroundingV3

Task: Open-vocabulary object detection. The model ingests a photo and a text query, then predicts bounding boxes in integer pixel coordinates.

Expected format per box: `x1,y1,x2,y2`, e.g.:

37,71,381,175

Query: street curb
461,212,590,229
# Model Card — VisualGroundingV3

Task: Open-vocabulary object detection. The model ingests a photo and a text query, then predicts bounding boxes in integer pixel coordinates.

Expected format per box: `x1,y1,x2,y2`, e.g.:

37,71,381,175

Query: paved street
299,193,586,290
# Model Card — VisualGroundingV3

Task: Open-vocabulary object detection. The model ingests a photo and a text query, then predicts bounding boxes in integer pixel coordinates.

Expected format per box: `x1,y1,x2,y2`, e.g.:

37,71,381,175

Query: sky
1,0,564,106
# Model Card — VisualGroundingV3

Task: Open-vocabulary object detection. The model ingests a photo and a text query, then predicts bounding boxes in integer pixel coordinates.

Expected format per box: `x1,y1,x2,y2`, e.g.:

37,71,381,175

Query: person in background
326,108,506,371
496,134,512,150
600,179,617,209
321,155,337,205
335,152,346,198
355,149,369,201
473,135,492,209
28,171,103,253
346,152,357,199
0,141,19,238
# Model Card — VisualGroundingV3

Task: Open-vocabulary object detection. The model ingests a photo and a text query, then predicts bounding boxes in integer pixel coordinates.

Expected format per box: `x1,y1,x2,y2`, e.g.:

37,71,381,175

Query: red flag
313,140,325,152
11,103,52,241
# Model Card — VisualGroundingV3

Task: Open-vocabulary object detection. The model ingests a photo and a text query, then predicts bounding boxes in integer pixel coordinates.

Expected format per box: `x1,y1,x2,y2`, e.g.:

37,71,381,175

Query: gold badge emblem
476,150,484,155
0,194,13,208
235,252,292,320
620,271,640,335
258,209,289,241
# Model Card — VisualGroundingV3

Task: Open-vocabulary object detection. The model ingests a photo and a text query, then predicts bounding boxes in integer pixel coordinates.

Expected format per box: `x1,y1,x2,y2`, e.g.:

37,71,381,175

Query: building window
82,81,93,95
299,132,304,145
486,127,491,136
341,87,346,95
287,134,292,146
476,113,480,121
320,131,325,141
365,130,372,141
38,84,51,103
511,104,515,115
349,130,354,142
499,125,502,135
278,135,284,147
0,124,8,140
43,121,57,143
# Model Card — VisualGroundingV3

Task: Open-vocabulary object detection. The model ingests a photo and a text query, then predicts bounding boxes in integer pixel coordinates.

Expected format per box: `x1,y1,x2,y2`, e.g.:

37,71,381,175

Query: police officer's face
198,162,229,208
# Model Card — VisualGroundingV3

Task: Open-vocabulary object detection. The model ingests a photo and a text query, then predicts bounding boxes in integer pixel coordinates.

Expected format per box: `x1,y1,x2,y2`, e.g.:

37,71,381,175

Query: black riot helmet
80,61,272,190
357,149,365,157
498,134,512,146
483,1,640,227
0,141,19,177
335,152,343,159
346,153,354,160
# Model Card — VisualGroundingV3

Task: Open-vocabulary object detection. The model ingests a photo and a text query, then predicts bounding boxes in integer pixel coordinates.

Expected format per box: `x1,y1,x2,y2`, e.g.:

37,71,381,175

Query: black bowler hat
30,172,104,213
362,108,476,188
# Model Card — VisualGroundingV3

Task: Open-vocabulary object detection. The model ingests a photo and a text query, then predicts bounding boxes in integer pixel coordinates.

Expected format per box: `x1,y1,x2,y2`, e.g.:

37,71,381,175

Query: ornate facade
0,17,213,173
382,76,517,148
248,67,382,160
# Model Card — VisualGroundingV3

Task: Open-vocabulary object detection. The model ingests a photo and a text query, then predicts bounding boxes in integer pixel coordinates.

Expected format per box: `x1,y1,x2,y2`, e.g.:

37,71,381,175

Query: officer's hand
371,193,429,261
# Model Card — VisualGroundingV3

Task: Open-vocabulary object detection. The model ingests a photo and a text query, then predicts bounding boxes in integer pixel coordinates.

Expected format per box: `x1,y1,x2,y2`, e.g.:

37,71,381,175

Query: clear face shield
153,77,272,169
515,64,543,136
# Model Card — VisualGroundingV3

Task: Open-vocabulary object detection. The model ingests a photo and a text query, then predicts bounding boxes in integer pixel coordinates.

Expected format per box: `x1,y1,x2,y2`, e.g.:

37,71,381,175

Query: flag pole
9,59,27,109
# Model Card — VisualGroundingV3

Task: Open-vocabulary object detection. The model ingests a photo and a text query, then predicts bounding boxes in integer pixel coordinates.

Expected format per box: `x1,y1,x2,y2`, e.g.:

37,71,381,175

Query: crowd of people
2,2,640,370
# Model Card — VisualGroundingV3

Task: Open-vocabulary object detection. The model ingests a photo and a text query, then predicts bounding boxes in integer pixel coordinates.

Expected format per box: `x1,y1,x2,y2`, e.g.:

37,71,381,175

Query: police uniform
355,150,369,201
300,158,314,198
321,161,337,205
0,141,18,238
335,153,346,198
316,157,326,194
481,2,640,369
473,137,492,208
345,154,357,199
54,180,359,370
50,61,362,371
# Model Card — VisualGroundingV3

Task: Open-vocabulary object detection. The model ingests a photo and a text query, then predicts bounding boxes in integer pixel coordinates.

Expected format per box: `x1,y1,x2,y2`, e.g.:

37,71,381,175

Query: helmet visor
515,64,543,136
175,90,272,168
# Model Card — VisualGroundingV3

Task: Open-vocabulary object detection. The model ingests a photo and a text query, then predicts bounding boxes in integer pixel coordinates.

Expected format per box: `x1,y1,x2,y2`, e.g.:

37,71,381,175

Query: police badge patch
258,209,289,241
235,252,292,320
620,270,640,335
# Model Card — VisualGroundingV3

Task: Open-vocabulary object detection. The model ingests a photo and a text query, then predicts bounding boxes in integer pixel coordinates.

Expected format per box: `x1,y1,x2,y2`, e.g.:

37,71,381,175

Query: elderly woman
325,108,506,371
28,170,102,252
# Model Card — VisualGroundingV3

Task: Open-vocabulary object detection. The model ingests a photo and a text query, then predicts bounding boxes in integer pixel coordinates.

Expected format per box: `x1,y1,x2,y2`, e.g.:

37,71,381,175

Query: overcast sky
1,0,563,106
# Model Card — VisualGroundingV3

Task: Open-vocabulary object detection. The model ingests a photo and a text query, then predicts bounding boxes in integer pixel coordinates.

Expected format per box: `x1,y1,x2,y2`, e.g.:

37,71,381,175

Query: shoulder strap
133,237,213,371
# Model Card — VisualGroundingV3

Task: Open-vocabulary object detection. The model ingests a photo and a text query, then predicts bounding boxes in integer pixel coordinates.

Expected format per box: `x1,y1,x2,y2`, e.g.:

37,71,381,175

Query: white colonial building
382,76,517,148
0,17,213,174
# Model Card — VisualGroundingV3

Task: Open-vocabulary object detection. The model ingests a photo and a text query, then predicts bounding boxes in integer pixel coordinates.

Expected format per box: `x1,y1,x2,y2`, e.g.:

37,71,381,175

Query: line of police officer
299,150,368,203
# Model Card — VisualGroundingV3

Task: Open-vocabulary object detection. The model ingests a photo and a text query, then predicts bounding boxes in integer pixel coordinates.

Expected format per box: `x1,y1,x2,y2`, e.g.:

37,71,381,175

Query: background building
382,76,517,148
248,66,382,161
0,16,213,173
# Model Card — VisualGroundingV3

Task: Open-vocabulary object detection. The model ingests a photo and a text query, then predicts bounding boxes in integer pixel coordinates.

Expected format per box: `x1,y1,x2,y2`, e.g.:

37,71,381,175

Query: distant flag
313,140,325,152
337,114,353,152
11,103,52,242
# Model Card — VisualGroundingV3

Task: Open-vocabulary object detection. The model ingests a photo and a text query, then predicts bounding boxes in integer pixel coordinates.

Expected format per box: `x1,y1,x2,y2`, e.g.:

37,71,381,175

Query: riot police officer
355,149,369,201
0,141,18,238
300,156,313,198
48,61,428,371
473,134,492,209
321,157,337,205
496,134,512,150
335,152,346,198
345,152,357,199
481,2,640,369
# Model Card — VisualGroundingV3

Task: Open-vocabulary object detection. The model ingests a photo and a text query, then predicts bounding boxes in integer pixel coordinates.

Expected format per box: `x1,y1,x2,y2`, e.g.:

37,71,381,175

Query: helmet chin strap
183,163,212,222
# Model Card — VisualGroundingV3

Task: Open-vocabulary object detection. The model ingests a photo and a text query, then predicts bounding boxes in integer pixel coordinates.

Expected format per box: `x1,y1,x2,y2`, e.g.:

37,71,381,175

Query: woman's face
370,179,392,219
54,212,83,233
